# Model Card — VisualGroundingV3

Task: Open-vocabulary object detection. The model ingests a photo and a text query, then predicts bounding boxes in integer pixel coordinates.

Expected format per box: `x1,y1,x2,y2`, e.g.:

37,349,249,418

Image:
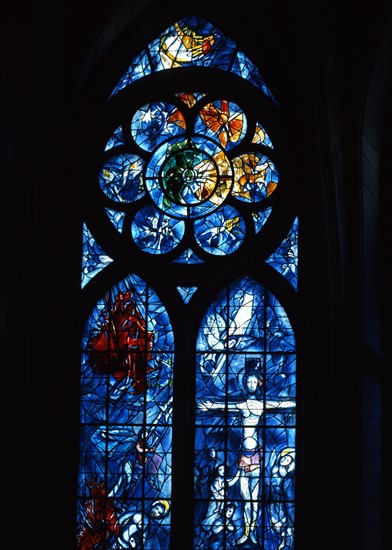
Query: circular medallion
145,135,233,219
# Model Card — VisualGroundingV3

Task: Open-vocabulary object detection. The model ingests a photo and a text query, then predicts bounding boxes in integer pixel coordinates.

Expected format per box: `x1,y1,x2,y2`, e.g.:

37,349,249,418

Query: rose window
99,96,279,257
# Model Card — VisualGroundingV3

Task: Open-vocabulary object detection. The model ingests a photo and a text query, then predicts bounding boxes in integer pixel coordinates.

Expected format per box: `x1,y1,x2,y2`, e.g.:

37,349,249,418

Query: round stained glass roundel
161,148,217,205
145,135,233,219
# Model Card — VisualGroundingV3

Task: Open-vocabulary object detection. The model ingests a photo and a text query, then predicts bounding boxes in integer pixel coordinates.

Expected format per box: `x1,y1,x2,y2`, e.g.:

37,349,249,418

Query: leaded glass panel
194,277,295,549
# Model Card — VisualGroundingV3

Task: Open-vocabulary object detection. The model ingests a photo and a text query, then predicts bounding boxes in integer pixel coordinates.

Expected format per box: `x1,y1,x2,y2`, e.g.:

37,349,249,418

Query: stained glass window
77,14,297,550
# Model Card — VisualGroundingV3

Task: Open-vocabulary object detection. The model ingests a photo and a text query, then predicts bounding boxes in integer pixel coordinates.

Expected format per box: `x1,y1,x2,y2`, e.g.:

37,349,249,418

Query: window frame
75,7,301,549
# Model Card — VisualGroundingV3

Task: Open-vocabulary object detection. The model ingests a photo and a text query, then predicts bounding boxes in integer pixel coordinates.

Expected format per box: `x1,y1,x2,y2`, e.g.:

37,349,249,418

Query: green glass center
161,148,217,205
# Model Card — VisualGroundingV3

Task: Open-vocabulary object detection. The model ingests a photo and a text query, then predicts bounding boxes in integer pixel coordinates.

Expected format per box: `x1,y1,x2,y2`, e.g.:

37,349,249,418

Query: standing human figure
197,367,295,545
270,448,295,550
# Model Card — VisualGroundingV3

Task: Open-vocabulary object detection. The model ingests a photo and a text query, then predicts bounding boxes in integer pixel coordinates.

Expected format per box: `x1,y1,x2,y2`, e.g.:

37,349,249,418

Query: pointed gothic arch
74,5,300,549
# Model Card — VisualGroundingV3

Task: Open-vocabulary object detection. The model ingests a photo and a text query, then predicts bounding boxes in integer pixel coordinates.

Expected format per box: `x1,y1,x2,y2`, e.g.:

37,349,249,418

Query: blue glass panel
131,102,186,152
104,125,125,151
232,153,278,203
194,277,296,549
131,204,185,254
173,247,205,264
116,499,171,549
177,286,198,303
252,206,273,234
109,50,152,97
231,51,278,105
266,217,298,290
194,205,245,256
105,208,126,234
99,154,146,203
78,274,174,549
81,223,113,289
265,293,296,352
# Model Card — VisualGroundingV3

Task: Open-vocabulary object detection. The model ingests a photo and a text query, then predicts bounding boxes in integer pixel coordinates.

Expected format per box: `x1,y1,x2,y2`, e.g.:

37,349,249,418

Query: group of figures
194,368,295,550
194,450,295,549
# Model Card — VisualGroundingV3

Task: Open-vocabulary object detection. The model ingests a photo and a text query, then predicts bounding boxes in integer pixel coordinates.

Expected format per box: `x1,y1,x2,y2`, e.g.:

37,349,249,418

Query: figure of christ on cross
197,369,295,546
